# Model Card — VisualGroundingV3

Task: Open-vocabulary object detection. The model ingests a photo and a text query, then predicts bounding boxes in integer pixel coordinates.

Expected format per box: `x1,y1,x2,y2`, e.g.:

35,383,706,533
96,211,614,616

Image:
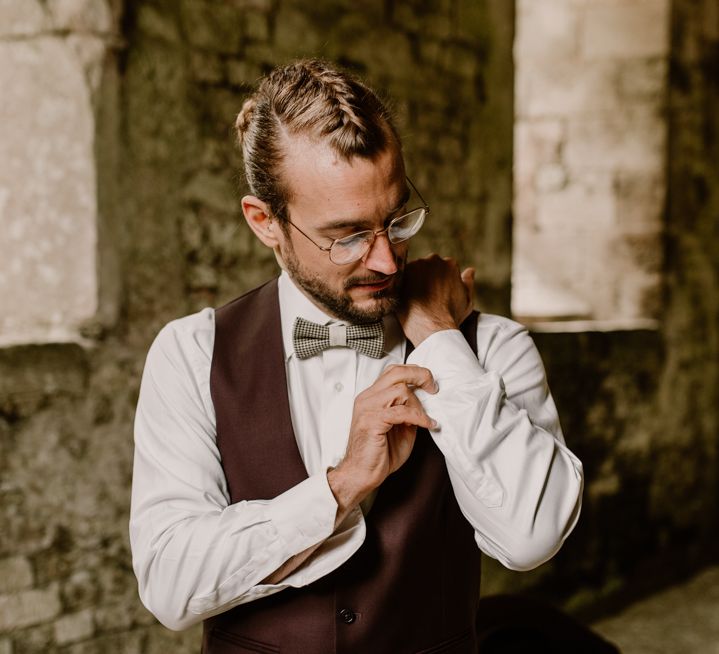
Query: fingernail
433,381,440,393
430,419,439,430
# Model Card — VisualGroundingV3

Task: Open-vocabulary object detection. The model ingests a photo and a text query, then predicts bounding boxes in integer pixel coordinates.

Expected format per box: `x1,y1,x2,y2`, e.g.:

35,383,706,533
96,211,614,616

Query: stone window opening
511,0,668,332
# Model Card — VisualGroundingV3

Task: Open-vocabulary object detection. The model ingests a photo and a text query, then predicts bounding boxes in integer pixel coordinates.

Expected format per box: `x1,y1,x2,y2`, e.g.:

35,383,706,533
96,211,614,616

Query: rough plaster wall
0,1,514,652
513,0,669,321
658,0,718,543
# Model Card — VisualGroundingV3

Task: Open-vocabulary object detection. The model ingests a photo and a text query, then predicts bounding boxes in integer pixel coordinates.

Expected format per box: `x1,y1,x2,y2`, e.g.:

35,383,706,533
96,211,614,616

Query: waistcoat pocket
209,628,280,654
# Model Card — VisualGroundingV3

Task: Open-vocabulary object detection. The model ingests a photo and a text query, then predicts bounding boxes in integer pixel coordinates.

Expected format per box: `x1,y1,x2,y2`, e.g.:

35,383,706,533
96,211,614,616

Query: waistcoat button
338,608,356,624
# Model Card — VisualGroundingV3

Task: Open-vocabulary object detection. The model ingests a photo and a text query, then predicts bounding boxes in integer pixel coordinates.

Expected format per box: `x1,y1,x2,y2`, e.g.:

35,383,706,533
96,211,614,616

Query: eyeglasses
284,178,429,265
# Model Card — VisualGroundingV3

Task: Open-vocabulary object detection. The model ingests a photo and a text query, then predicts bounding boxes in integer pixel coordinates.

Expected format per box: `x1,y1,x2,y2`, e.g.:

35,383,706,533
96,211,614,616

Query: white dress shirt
130,271,583,631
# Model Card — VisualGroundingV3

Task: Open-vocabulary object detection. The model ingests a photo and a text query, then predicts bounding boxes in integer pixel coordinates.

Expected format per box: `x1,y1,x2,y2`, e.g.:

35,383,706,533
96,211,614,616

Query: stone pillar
0,0,116,346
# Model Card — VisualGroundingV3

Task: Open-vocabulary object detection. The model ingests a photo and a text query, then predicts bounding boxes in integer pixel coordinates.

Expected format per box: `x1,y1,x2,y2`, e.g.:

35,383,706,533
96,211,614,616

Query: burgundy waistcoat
204,279,482,654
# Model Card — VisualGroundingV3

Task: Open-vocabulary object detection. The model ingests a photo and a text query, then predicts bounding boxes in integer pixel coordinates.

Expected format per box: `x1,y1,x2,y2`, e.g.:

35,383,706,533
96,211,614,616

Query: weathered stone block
60,569,99,612
244,10,270,42
271,5,325,57
515,0,579,61
453,0,488,43
135,4,181,43
0,585,61,631
519,58,622,118
183,171,238,215
46,0,112,34
536,174,616,231
0,0,49,37
618,58,668,101
9,623,54,654
226,59,262,87
198,87,246,136
60,630,144,654
0,344,87,403
615,171,666,230
0,638,11,654
514,119,565,179
619,231,664,274
581,0,670,60
180,0,243,53
0,556,33,593
94,602,133,633
189,51,224,84
564,110,666,173
616,269,662,319
535,162,568,192
54,609,94,646
66,34,108,95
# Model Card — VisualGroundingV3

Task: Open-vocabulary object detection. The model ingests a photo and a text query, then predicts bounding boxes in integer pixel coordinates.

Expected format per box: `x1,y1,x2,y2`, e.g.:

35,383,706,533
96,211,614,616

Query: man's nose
363,233,398,275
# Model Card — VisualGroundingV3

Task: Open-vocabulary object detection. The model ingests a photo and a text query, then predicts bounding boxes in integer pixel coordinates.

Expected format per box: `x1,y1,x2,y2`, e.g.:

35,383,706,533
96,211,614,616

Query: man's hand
397,254,475,347
327,364,438,517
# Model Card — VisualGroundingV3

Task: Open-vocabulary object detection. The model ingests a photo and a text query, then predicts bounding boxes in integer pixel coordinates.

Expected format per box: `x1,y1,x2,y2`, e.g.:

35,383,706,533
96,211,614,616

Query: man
130,59,583,653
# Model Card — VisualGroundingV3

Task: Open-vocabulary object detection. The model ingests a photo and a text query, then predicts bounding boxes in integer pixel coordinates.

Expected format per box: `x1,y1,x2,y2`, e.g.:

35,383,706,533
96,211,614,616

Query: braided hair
235,59,399,222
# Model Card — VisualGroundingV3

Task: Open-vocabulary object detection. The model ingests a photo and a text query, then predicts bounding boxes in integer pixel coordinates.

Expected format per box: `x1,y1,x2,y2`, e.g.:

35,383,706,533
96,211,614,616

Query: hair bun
235,97,257,147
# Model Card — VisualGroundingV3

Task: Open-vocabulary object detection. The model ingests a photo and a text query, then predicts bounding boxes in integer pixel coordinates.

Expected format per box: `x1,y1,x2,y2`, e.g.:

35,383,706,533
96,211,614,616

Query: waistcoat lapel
210,278,308,499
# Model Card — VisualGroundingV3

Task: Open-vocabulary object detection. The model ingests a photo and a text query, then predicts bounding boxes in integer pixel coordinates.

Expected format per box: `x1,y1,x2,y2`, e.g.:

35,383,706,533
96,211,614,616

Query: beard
280,241,405,324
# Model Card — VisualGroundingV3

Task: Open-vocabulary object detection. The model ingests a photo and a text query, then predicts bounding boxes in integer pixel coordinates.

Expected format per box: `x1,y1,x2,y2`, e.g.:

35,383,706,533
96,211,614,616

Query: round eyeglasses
284,178,429,265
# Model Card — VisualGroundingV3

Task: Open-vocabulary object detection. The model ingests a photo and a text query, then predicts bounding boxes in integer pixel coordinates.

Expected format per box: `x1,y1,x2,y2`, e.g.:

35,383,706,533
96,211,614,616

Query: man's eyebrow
317,188,412,234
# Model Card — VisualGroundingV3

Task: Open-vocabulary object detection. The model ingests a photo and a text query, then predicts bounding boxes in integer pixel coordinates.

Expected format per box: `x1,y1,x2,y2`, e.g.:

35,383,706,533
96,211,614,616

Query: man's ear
241,195,280,248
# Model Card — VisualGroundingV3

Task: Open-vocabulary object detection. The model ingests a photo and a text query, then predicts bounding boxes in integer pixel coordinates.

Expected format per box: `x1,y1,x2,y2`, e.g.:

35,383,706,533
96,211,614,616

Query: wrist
327,464,369,515
402,314,457,347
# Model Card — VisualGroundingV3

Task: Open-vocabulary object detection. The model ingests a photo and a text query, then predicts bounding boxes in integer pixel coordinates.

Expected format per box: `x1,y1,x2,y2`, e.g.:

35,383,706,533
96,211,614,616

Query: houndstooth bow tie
292,317,385,360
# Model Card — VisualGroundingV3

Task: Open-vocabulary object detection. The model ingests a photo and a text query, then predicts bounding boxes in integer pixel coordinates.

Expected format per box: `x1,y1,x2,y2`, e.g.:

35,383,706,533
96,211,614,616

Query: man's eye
336,231,371,247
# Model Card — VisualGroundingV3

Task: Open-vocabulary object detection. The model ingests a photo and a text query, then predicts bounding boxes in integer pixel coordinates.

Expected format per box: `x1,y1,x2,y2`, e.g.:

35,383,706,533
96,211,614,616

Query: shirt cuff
406,328,484,384
265,472,337,552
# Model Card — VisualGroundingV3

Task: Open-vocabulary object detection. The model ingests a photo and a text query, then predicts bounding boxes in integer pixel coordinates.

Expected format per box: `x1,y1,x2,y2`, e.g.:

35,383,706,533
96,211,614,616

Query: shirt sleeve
129,310,345,631
406,316,583,571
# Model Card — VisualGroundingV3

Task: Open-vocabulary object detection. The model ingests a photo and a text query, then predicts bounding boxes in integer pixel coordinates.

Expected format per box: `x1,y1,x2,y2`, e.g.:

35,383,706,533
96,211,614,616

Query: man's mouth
349,277,393,292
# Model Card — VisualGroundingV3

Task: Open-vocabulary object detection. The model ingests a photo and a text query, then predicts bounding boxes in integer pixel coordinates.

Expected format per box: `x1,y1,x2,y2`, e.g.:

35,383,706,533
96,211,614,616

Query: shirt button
334,381,344,392
338,608,356,624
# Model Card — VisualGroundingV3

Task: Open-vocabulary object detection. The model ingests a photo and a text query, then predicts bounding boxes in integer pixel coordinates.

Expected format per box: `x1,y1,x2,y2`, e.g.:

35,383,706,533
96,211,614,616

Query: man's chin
348,291,399,322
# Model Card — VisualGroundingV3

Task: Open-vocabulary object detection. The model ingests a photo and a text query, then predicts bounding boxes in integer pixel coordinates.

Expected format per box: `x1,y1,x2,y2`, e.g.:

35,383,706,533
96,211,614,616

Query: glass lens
330,231,374,264
388,208,425,243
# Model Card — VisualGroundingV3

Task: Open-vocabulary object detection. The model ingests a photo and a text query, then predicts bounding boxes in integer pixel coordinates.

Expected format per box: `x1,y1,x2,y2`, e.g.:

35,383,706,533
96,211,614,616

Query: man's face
273,136,409,323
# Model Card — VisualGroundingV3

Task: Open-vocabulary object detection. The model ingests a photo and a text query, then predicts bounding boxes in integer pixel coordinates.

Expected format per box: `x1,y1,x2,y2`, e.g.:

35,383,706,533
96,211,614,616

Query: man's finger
460,267,475,322
377,364,438,394
383,404,437,430
461,267,475,289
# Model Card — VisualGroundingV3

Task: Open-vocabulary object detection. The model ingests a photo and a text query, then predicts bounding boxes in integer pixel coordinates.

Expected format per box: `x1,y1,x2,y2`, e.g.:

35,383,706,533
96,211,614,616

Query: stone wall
1,0,717,651
513,0,669,321
0,1,515,651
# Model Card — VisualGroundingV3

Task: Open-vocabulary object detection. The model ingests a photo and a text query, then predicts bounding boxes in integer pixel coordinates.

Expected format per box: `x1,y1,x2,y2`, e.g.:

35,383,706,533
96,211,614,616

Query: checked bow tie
292,317,385,360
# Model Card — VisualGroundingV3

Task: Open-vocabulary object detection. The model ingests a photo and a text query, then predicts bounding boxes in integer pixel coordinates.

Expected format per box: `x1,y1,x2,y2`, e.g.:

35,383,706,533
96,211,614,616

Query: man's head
236,59,423,323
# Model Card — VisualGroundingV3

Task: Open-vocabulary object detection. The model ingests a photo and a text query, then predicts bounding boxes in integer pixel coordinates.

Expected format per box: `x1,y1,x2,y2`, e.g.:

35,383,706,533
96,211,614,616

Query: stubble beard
281,241,405,324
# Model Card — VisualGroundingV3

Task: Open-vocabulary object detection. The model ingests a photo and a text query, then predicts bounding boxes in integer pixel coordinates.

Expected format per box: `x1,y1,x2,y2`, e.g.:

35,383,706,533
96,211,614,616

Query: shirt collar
278,270,405,363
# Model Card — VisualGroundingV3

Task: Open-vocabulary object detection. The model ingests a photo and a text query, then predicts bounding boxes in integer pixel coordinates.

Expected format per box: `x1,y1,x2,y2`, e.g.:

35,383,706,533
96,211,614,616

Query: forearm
261,467,360,585
410,326,583,569
436,390,583,569
131,468,338,629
